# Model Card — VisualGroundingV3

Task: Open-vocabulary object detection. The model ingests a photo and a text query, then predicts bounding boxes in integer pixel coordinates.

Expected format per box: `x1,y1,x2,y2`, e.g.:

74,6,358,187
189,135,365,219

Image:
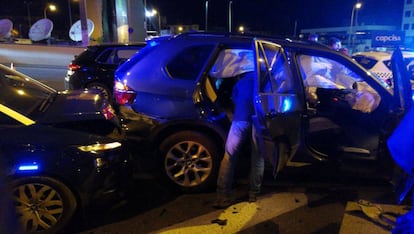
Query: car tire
87,82,111,102
11,176,77,234
159,131,221,193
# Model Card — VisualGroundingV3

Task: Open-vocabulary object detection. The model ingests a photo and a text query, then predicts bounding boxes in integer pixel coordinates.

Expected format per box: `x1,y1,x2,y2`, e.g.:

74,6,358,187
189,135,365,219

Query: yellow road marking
154,192,308,234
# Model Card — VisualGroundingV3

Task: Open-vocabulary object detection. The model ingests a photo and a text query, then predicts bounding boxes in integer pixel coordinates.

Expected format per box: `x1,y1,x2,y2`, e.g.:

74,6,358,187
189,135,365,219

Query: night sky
148,0,404,35
0,0,404,39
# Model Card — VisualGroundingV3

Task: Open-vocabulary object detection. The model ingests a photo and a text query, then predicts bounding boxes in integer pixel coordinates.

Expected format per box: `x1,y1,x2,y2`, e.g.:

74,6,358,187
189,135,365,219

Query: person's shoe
248,194,257,203
248,191,258,203
212,197,234,209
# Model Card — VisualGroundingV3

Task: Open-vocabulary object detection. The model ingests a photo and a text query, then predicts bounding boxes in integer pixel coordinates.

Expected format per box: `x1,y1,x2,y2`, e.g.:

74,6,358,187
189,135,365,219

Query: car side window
258,42,294,94
95,49,113,64
166,45,214,81
298,54,381,113
116,49,139,64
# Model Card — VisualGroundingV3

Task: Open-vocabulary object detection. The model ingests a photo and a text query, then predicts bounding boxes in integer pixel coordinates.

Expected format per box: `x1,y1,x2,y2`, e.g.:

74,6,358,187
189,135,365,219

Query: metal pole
347,7,355,52
347,2,361,54
144,0,147,33
158,13,161,35
205,0,208,31
68,0,73,28
24,1,32,27
79,0,89,46
228,1,232,32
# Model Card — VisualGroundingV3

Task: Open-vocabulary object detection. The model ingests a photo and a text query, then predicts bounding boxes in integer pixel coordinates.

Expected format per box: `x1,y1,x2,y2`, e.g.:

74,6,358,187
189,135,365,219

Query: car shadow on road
67,176,181,233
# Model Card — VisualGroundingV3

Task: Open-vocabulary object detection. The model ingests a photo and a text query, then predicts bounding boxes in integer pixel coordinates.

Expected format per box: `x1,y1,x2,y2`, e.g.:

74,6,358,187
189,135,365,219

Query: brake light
113,80,137,105
68,63,80,71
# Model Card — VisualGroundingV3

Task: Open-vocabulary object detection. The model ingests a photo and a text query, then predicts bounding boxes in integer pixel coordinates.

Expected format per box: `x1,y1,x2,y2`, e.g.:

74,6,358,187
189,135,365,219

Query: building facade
402,0,414,45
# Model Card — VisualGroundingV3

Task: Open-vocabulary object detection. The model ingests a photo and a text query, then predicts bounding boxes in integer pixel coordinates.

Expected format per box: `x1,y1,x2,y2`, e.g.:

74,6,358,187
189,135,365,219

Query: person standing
211,49,264,209
308,33,319,42
327,37,342,51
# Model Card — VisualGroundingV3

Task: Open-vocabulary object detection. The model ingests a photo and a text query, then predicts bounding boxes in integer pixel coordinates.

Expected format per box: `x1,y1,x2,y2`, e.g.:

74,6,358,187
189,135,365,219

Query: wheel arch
150,121,228,157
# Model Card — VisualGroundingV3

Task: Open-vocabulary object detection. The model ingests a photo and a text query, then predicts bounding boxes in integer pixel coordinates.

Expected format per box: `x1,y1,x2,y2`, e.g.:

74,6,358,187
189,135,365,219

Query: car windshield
0,65,56,117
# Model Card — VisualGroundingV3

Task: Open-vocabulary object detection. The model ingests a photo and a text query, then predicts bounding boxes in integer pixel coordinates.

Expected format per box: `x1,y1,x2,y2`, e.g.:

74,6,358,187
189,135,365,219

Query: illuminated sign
371,31,405,47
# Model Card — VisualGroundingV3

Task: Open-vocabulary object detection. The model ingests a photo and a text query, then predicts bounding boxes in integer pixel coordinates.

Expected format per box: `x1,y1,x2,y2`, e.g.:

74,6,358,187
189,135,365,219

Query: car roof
353,50,414,60
86,42,146,50
159,31,336,54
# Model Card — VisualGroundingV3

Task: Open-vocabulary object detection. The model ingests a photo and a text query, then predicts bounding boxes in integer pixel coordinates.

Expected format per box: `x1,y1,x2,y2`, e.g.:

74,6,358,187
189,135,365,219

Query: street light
347,2,362,53
146,9,161,35
238,25,244,34
44,3,57,19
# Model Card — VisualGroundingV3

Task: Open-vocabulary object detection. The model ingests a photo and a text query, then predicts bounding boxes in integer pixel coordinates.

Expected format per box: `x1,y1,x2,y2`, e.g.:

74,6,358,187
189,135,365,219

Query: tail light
113,80,137,105
102,103,116,120
68,62,80,71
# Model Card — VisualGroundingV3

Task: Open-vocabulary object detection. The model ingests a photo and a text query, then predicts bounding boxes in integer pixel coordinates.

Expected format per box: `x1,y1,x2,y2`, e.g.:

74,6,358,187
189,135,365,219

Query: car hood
38,89,110,124
1,124,122,175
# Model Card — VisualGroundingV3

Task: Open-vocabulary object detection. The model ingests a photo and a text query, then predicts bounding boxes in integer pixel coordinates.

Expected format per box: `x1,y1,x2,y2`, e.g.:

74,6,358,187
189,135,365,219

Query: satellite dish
29,18,53,41
0,19,13,39
69,19,94,41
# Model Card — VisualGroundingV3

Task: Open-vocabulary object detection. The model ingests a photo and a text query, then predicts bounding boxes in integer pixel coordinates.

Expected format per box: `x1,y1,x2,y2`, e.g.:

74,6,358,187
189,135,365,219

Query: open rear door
387,47,414,204
251,39,303,178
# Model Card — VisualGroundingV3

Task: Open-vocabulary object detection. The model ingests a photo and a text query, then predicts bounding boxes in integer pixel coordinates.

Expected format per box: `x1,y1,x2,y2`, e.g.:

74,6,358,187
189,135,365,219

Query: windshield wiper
38,92,57,112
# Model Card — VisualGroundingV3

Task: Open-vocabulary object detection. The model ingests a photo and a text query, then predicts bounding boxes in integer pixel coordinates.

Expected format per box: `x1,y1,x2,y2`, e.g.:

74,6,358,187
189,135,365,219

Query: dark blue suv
114,32,412,192
65,43,145,101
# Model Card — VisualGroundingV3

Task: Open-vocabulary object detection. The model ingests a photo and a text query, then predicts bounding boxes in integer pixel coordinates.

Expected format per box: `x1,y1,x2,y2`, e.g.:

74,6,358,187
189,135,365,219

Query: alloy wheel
13,182,64,232
164,140,213,188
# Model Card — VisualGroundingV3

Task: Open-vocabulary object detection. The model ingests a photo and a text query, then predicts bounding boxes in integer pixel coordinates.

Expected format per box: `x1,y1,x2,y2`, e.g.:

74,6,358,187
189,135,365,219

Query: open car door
251,39,303,178
387,47,414,204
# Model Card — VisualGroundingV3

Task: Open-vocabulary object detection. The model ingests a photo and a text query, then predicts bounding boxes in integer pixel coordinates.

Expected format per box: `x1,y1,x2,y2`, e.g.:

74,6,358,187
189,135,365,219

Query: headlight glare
78,142,122,152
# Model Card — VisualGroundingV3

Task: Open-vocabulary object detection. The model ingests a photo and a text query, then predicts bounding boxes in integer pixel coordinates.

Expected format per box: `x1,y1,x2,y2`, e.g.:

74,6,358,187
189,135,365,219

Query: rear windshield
116,42,160,74
73,46,98,63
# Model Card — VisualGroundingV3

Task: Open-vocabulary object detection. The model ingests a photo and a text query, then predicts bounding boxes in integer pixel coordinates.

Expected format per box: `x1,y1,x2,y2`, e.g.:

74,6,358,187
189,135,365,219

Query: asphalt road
67,164,402,234
15,65,67,90
0,43,84,91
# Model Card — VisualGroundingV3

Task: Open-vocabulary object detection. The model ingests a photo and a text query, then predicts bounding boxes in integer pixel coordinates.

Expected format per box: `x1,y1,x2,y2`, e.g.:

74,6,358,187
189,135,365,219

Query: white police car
352,50,414,85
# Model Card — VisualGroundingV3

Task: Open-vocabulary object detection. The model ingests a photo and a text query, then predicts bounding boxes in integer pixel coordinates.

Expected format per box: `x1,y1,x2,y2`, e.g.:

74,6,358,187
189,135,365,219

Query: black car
0,64,128,233
65,43,146,101
114,32,411,193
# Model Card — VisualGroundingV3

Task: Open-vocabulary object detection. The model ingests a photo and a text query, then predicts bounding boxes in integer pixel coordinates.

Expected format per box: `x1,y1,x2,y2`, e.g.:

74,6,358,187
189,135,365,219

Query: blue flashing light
148,40,159,47
282,98,292,112
18,164,39,171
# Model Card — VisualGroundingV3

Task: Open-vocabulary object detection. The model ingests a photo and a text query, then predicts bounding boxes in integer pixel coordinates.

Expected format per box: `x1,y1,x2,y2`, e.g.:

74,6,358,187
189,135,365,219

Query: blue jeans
216,121,264,197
